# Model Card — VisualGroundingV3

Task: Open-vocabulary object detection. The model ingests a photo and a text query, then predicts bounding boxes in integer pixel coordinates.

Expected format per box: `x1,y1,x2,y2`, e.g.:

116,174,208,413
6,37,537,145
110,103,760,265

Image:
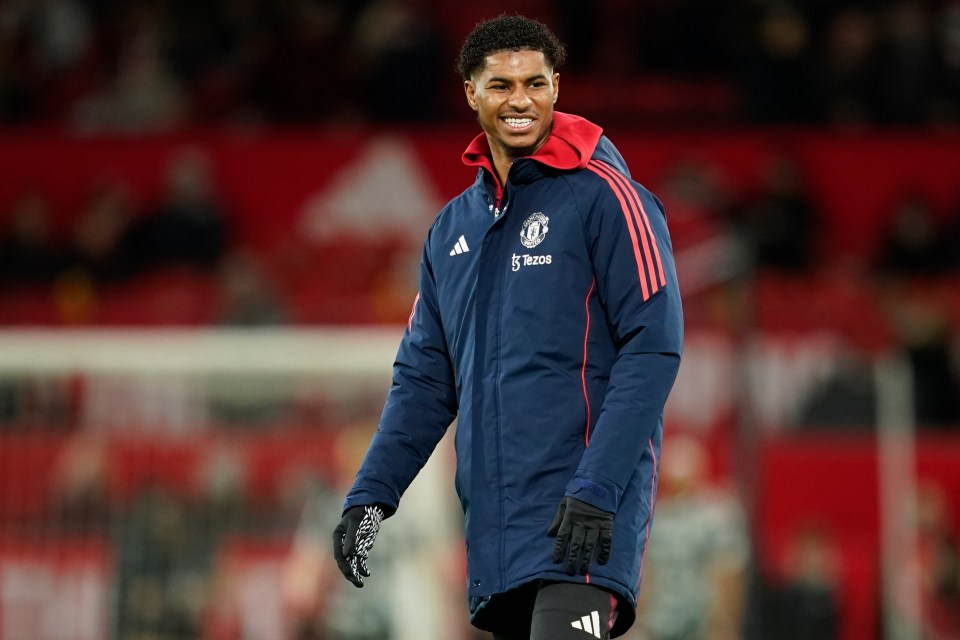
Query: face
464,49,559,161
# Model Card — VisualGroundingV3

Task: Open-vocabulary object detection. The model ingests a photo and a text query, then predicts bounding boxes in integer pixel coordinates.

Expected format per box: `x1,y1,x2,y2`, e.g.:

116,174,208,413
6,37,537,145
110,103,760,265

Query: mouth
502,116,535,132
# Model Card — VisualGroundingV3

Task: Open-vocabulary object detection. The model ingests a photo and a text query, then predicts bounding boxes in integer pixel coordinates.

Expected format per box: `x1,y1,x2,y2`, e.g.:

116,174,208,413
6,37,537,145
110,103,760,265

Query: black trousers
489,582,618,640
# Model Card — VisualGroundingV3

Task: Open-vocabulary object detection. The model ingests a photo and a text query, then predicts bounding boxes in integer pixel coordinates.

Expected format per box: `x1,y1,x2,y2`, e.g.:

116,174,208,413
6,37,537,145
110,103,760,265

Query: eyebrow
485,74,548,85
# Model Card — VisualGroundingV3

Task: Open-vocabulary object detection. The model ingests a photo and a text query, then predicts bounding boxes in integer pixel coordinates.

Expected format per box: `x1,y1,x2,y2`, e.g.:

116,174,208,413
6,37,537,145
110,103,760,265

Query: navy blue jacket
344,113,683,637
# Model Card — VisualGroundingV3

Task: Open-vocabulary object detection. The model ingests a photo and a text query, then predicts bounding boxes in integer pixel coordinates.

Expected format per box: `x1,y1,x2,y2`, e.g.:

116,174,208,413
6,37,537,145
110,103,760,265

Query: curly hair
456,14,566,80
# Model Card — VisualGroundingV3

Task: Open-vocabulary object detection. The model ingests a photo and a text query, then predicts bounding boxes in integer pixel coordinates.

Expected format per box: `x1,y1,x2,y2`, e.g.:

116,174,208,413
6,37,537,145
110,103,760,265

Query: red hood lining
461,111,603,179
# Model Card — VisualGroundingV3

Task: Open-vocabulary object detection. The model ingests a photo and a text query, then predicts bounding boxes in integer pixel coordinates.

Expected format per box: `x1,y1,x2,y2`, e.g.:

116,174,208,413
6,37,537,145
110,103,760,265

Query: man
635,436,749,640
332,14,683,640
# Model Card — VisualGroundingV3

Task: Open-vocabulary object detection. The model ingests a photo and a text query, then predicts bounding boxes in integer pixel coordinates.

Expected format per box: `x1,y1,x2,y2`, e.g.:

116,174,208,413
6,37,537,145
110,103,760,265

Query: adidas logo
449,235,470,256
571,610,602,638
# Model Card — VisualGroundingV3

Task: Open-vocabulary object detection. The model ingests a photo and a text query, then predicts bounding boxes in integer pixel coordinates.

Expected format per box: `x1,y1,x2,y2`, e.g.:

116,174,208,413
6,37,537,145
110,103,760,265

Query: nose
507,85,532,110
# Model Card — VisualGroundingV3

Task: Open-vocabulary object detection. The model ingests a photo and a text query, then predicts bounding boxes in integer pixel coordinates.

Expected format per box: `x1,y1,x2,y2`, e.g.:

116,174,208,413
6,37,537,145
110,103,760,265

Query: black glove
332,504,385,587
547,496,614,575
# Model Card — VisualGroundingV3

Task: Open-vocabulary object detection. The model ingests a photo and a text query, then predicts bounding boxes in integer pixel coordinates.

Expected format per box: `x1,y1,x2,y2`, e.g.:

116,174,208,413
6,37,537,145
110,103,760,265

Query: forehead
475,49,551,80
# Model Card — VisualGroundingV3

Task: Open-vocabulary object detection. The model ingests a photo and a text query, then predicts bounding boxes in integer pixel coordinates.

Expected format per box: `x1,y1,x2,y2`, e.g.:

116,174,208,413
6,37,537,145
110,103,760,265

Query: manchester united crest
520,212,549,248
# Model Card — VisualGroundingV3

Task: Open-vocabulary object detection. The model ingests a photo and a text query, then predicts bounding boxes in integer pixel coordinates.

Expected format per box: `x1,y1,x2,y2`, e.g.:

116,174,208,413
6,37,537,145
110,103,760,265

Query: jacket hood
461,111,604,174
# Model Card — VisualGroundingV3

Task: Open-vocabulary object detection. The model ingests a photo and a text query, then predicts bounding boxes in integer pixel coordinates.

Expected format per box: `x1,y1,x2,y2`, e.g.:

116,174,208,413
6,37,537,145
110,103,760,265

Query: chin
503,134,542,154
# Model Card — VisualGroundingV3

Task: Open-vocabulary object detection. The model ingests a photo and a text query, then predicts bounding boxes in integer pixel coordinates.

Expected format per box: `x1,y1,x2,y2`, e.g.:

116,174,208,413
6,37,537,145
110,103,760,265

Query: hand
547,496,613,575
332,505,385,587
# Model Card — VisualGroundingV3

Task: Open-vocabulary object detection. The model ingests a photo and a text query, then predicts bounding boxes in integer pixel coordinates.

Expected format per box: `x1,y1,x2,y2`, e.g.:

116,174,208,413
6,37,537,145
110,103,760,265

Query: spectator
913,481,960,639
935,1,960,125
115,486,209,640
942,190,960,272
115,449,248,640
734,155,819,272
213,251,287,326
348,0,446,122
72,0,186,132
656,158,750,297
47,434,111,535
876,1,941,126
22,0,96,120
0,0,40,123
162,2,235,91
657,158,731,253
797,343,877,430
882,290,960,428
0,189,63,283
244,0,353,122
876,191,949,276
760,521,842,640
63,178,148,282
283,420,461,640
144,148,229,269
194,443,251,540
738,5,818,124
819,7,882,127
636,435,750,640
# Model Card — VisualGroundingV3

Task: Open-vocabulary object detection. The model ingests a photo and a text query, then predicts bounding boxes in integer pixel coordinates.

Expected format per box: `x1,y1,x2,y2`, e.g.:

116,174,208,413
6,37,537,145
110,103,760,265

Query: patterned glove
332,505,385,587
547,496,614,575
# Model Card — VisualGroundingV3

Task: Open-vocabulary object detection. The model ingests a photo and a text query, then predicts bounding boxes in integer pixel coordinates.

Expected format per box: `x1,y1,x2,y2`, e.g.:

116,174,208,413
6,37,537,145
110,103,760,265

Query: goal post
0,327,405,377
874,354,921,640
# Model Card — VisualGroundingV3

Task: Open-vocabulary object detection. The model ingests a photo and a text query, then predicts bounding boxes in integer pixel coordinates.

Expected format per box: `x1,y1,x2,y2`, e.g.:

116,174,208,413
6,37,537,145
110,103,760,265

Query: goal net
0,328,463,640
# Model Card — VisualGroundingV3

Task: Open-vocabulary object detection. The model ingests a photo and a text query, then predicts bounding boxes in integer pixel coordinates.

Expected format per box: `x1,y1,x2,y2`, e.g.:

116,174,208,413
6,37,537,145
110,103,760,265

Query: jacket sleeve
565,173,683,514
343,232,458,515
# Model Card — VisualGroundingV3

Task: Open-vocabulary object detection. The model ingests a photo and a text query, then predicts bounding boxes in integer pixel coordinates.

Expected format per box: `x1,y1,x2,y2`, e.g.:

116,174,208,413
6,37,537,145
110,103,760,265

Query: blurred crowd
0,0,447,128
3,141,960,424
2,2,960,639
1,149,228,283
0,146,294,326
1,0,960,129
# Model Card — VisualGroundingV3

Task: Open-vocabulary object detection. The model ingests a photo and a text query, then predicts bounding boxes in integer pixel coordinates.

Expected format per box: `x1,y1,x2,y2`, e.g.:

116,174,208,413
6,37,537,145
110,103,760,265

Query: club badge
520,212,549,248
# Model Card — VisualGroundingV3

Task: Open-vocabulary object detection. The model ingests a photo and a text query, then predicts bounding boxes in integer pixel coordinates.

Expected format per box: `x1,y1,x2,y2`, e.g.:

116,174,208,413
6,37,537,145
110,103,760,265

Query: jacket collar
461,112,603,188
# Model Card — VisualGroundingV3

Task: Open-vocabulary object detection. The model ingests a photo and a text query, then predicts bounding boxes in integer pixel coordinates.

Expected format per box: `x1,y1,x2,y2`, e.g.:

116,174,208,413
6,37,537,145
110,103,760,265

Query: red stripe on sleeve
585,163,651,299
607,165,666,288
637,438,659,589
407,292,420,332
582,279,596,447
592,160,666,290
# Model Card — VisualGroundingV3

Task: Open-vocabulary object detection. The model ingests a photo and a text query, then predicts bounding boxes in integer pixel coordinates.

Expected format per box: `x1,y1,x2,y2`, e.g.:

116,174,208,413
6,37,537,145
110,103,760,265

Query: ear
464,80,479,112
552,72,560,105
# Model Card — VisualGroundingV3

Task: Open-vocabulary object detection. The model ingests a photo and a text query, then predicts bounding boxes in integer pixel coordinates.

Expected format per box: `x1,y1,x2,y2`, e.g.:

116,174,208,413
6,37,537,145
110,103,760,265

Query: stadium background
2,0,960,639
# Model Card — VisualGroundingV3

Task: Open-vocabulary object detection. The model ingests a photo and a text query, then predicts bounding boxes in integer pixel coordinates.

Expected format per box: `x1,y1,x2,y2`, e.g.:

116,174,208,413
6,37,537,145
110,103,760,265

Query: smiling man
464,45,558,182
331,14,684,640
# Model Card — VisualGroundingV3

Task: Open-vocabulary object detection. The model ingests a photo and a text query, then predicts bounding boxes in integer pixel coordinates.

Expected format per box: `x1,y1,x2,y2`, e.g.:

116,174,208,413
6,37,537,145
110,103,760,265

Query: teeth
504,118,532,128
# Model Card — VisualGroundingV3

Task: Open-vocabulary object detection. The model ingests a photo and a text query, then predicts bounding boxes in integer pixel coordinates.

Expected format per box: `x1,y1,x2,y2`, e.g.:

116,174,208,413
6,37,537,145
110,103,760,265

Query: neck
492,156,512,187
490,140,541,187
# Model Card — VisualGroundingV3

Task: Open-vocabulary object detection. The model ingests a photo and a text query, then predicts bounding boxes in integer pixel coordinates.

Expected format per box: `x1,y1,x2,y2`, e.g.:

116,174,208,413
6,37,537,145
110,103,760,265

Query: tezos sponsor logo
520,212,549,248
511,253,552,272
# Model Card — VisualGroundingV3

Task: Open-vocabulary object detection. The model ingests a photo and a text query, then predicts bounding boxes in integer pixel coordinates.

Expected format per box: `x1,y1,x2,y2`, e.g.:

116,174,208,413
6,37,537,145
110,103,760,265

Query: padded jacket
344,112,683,637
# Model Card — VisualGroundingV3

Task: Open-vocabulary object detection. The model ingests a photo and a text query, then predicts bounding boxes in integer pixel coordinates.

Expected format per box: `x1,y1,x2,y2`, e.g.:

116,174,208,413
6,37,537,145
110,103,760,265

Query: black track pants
491,582,618,640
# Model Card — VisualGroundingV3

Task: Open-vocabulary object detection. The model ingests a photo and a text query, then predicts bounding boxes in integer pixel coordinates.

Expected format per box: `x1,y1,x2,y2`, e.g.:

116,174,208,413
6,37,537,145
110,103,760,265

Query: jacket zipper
482,179,510,591
494,187,509,591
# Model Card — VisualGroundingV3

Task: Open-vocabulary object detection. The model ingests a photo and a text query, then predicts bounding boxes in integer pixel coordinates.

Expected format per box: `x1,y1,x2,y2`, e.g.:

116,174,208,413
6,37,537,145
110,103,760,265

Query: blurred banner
2,129,959,260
